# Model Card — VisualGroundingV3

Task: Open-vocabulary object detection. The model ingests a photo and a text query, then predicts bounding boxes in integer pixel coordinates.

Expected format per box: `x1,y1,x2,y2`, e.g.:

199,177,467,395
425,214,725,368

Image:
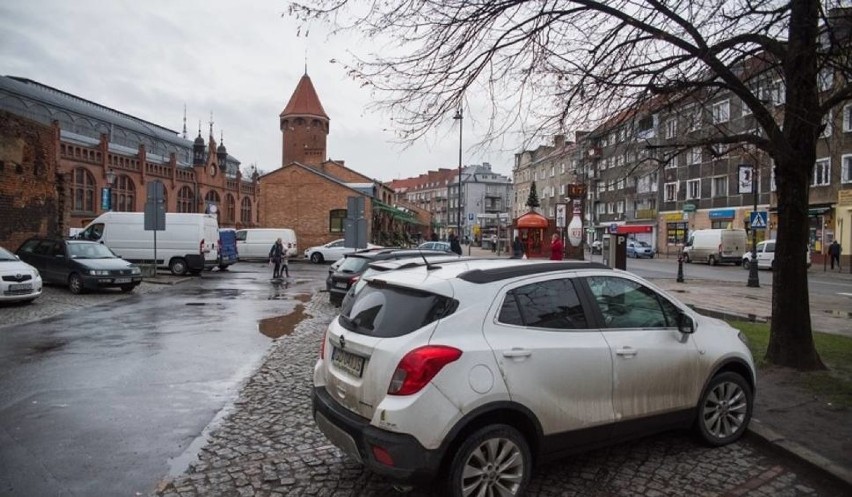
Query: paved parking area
153,292,848,497
0,279,179,330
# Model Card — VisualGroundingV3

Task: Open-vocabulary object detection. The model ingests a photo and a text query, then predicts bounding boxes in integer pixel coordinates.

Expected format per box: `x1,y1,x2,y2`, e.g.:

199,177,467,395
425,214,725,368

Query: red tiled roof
280,74,329,119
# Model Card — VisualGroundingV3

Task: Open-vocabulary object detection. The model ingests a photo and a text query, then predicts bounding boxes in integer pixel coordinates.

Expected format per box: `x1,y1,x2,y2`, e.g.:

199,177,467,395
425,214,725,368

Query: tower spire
182,104,187,139
208,111,214,140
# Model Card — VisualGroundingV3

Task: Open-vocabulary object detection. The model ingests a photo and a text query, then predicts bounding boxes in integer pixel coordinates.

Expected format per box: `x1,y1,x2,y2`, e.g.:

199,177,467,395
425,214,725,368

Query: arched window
72,167,95,213
112,175,136,212
241,197,252,225
177,186,195,213
205,190,220,214
329,209,347,233
226,194,236,223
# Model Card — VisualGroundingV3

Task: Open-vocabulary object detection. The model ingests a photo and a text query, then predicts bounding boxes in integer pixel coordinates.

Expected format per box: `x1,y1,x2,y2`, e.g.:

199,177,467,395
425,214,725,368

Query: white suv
313,259,755,496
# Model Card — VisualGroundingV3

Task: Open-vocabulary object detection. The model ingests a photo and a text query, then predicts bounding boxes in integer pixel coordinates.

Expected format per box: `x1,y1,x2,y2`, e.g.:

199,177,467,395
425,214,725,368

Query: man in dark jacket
828,240,841,270
449,233,462,255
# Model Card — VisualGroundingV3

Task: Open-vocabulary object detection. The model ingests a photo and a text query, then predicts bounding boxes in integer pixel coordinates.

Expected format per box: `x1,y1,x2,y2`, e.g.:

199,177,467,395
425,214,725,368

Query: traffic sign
609,223,618,234
683,203,696,213
750,211,768,230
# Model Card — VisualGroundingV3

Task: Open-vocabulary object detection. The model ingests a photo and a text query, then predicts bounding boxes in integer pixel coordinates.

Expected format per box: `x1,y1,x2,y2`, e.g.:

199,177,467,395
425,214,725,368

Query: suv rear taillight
388,346,462,396
349,276,360,285
320,329,327,359
200,239,205,254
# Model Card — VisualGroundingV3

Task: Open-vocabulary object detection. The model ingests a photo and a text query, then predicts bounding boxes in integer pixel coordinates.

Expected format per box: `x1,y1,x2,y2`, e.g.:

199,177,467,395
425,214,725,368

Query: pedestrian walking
268,238,288,279
550,233,564,261
449,233,462,255
828,240,841,270
511,236,525,259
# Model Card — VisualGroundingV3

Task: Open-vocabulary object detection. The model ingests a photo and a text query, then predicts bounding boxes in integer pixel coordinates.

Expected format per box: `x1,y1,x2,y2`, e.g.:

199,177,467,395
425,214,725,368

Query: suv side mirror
678,313,695,334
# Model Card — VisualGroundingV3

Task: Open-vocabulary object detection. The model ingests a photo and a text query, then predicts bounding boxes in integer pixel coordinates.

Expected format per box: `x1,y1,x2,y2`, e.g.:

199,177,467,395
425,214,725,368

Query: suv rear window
337,256,371,273
338,283,457,337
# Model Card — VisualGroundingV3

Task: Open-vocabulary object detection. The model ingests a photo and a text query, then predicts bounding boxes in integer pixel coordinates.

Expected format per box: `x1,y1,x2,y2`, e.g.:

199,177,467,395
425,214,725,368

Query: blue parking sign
749,211,768,230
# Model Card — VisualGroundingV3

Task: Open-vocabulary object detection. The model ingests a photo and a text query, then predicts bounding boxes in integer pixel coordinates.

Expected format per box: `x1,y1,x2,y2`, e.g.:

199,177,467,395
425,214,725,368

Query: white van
235,229,298,260
77,212,220,275
683,228,747,265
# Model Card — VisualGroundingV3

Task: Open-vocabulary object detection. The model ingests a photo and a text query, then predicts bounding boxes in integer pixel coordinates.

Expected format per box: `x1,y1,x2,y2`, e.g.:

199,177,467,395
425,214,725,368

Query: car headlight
131,267,141,275
89,269,110,276
737,331,750,345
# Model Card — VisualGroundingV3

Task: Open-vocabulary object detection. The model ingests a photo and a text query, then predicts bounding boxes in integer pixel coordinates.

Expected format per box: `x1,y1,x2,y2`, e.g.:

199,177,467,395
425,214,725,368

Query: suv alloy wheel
446,424,531,497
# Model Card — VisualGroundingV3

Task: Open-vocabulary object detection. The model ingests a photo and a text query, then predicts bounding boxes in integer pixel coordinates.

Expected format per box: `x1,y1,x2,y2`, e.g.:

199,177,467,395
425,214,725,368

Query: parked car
416,241,452,252
626,240,655,258
0,246,43,304
218,228,239,270
305,239,382,264
742,239,812,270
325,248,453,305
313,259,756,496
340,254,474,309
16,238,142,294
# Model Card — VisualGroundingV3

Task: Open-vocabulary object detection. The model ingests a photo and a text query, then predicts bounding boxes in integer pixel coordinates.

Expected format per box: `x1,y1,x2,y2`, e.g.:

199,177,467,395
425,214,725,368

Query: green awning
373,200,420,223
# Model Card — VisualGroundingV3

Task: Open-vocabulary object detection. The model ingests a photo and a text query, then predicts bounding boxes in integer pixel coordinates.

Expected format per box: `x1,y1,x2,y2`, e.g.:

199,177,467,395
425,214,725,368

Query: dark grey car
17,237,142,294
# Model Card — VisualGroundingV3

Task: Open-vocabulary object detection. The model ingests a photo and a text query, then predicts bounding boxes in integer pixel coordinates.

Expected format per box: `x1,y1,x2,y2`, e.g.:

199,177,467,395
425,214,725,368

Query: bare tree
291,0,852,370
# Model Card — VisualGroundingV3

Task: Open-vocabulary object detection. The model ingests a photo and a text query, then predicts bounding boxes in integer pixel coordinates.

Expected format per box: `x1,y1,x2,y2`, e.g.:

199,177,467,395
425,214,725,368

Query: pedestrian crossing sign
750,211,768,230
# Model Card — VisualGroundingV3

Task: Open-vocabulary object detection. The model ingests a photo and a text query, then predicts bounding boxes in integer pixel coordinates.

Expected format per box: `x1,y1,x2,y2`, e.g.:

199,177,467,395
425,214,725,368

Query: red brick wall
0,112,64,250
260,165,372,251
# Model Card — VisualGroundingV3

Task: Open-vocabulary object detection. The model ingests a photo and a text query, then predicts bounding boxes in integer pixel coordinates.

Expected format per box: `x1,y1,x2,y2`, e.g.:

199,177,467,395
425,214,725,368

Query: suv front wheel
695,372,753,447
446,424,531,497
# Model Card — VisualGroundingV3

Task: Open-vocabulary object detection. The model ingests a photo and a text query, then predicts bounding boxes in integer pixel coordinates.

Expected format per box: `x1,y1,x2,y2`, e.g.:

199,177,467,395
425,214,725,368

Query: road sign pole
747,167,760,288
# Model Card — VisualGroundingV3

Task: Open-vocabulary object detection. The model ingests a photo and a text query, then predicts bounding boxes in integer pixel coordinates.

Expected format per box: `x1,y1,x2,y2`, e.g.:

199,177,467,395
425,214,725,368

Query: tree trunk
766,0,825,370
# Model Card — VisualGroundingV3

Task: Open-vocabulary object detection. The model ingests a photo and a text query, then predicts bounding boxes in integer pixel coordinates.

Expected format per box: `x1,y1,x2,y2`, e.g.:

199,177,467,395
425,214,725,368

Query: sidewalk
463,244,852,487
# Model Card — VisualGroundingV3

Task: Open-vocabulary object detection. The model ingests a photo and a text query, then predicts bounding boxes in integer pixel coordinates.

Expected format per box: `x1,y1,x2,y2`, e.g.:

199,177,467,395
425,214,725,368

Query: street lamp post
104,168,117,211
453,108,463,241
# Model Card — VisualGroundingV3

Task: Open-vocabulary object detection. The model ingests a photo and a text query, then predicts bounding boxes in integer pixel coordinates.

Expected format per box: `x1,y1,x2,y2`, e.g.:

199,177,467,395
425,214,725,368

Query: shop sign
663,212,682,222
709,209,735,220
839,189,852,206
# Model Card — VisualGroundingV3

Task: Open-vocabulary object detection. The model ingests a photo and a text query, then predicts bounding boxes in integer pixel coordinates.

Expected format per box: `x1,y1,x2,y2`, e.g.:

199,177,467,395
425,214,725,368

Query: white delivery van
683,228,747,265
76,212,220,275
235,229,298,260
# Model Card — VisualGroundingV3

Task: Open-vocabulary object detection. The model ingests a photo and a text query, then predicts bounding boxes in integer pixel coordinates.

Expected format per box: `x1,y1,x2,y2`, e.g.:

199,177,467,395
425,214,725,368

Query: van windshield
78,223,104,241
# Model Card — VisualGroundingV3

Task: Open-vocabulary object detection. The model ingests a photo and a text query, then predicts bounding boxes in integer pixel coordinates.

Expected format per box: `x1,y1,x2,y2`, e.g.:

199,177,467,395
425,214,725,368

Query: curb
688,304,769,323
746,419,852,489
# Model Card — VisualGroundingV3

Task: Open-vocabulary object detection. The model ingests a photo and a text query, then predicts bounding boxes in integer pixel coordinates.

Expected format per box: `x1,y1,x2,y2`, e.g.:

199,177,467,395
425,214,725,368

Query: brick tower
280,73,329,167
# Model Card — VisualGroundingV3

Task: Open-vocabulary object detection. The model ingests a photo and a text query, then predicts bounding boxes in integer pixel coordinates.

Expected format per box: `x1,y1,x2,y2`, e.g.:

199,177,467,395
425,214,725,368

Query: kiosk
514,212,549,258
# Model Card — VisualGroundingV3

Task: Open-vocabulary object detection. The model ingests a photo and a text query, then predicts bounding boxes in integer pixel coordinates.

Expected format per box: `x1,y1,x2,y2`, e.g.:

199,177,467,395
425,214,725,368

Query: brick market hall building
0,75,259,250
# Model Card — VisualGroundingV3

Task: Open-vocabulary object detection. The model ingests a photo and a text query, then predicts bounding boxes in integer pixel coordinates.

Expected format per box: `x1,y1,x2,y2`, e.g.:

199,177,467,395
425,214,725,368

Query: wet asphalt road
0,262,328,497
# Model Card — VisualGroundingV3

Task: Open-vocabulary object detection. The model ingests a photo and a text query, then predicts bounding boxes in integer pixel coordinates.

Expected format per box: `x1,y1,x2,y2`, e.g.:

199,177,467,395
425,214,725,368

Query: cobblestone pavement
154,292,848,497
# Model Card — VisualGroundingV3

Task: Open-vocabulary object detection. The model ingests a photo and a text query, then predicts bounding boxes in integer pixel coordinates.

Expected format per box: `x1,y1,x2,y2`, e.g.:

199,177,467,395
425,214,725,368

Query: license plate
9,283,32,291
114,278,132,283
332,346,365,378
334,282,348,289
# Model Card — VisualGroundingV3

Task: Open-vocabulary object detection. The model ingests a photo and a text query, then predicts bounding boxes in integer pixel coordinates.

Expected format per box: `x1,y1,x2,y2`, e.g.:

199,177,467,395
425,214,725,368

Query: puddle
258,304,306,339
823,309,852,318
30,340,67,355
185,302,206,306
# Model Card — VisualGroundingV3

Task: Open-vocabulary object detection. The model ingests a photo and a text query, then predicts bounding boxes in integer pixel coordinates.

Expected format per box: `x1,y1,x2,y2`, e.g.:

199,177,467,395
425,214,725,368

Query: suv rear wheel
695,372,753,446
446,424,531,497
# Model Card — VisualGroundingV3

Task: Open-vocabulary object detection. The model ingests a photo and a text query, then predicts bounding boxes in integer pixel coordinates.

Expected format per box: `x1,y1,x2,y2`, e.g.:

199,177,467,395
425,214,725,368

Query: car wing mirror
678,313,695,334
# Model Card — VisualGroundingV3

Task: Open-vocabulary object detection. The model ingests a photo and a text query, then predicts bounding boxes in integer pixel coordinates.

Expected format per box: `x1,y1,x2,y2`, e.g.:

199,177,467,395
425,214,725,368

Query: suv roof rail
458,261,611,284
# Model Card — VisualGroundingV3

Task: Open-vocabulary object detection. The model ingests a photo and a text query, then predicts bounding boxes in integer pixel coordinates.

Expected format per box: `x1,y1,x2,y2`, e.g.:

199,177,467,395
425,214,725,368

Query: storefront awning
616,225,654,234
373,200,421,224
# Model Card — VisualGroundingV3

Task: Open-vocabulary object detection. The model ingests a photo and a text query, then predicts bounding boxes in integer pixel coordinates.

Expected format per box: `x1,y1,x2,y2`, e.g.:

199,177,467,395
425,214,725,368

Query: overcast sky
0,0,523,182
